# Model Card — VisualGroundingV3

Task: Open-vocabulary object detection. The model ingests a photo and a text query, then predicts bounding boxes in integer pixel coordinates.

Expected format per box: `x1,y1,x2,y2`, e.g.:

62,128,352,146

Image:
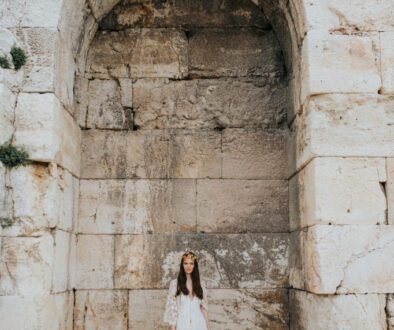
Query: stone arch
72,1,298,329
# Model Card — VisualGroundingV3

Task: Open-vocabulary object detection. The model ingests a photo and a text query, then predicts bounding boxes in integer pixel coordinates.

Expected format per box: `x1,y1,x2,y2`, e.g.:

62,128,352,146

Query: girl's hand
170,326,176,330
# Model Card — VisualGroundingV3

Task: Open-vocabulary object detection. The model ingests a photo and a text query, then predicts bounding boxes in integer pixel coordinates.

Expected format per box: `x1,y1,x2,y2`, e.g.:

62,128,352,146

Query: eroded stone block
100,0,269,30
301,32,380,102
86,79,131,129
133,78,287,129
114,233,288,289
0,292,73,330
294,94,394,169
74,290,128,330
0,83,16,144
0,234,54,295
81,130,221,179
222,129,288,179
189,29,283,77
52,230,70,293
197,179,288,233
290,291,387,330
290,157,387,230
304,225,394,294
381,32,394,94
78,179,196,234
76,234,114,289
87,29,188,79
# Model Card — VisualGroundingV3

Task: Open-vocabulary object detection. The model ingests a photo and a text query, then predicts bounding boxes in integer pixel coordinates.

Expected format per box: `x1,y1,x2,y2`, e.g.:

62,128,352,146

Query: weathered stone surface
290,158,387,230
294,94,394,170
304,225,394,294
78,179,196,234
74,290,128,330
0,83,15,144
76,234,114,289
381,32,394,94
86,79,132,129
0,0,62,28
87,29,188,79
133,78,287,129
301,32,380,102
14,93,81,176
303,0,394,33
289,230,305,290
59,169,78,232
189,29,284,77
197,179,288,233
14,28,57,92
0,292,73,330
290,291,387,330
129,288,288,330
52,230,70,293
0,234,54,295
74,75,89,126
100,0,270,30
388,294,394,330
0,28,17,58
222,129,288,179
89,0,119,20
389,159,394,225
81,129,221,179
114,233,288,289
0,163,12,222
119,78,132,108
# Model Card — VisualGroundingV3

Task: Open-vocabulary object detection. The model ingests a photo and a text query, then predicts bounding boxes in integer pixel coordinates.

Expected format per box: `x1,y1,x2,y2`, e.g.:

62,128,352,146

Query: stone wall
74,1,290,328
0,0,393,329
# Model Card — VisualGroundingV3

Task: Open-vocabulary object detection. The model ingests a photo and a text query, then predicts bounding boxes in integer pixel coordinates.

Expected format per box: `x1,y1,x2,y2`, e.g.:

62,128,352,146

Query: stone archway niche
75,0,293,329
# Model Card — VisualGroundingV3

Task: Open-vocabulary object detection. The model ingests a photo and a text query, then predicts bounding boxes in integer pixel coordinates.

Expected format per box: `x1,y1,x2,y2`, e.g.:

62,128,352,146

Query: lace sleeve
200,280,208,311
163,279,178,326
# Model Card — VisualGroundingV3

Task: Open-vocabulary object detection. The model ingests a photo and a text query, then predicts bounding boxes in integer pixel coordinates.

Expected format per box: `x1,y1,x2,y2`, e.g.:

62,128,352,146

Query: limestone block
222,129,288,179
290,158,387,230
0,292,73,330
197,179,288,233
0,29,17,57
114,233,288,289
5,164,61,236
189,29,283,77
290,291,387,330
78,179,196,234
0,0,62,28
389,159,394,225
52,230,70,293
294,94,394,169
303,0,394,33
381,32,394,94
74,75,89,127
128,288,288,330
14,93,81,176
0,83,16,144
74,290,128,330
68,233,77,290
15,28,57,92
301,32,380,102
58,169,77,232
86,79,131,129
100,0,269,30
0,234,54,295
87,29,188,79
304,225,394,294
81,129,221,179
133,78,287,129
76,234,114,289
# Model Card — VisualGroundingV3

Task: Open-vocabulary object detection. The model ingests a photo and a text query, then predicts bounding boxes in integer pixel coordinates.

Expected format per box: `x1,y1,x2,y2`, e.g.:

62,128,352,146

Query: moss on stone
10,46,26,70
0,141,30,168
0,55,11,69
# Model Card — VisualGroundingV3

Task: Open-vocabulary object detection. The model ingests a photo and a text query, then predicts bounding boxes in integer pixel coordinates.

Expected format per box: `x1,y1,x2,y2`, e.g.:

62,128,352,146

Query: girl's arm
200,280,210,330
201,305,210,330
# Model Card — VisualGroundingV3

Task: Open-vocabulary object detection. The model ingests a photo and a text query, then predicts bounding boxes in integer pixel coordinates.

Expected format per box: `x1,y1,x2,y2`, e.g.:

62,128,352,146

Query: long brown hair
175,251,204,300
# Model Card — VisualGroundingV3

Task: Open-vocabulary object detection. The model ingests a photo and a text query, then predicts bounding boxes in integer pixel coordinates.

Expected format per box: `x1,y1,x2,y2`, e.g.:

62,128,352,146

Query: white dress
163,278,208,330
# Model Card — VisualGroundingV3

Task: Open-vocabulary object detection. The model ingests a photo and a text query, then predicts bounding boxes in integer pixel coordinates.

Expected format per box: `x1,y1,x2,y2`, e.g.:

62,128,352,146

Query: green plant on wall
0,46,26,70
10,47,26,70
0,141,30,168
0,55,11,69
0,218,13,229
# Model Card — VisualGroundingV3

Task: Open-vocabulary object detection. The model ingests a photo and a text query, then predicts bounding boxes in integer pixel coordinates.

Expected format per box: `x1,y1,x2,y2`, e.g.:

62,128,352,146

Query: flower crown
182,250,197,261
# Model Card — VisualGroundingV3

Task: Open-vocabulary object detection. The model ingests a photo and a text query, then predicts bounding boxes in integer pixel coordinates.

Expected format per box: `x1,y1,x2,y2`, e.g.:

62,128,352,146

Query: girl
163,250,210,330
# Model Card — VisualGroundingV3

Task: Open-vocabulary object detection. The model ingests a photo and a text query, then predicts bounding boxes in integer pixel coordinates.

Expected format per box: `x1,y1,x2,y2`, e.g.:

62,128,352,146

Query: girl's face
183,256,195,274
